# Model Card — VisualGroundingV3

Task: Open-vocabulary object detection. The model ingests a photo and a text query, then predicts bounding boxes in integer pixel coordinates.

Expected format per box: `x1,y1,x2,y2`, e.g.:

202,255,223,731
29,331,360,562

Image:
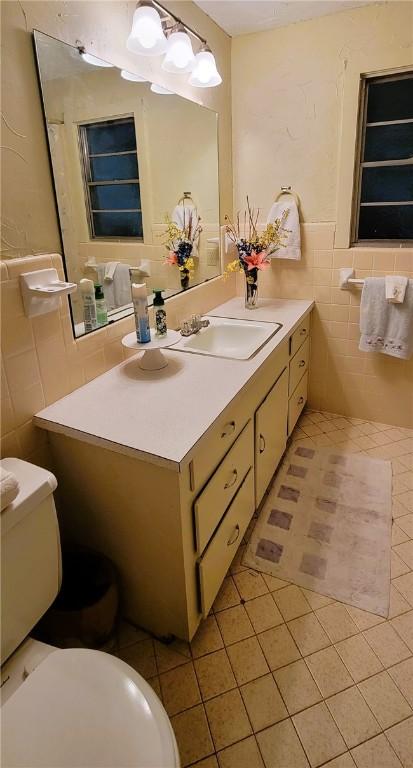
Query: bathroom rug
244,444,392,617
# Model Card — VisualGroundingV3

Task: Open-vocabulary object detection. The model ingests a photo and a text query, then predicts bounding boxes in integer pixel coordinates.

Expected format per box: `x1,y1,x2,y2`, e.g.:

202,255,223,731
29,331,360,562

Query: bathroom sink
174,316,282,360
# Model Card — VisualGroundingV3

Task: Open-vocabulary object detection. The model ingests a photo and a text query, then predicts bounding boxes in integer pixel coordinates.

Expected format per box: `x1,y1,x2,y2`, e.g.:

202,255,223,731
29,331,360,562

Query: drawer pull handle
298,396,305,405
227,524,240,547
300,328,307,335
221,421,236,438
299,360,306,368
259,434,266,454
224,469,238,489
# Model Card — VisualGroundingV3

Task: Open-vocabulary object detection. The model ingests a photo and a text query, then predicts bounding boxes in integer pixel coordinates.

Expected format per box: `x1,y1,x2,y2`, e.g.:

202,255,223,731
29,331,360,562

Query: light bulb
162,29,195,74
189,49,222,88
150,83,174,95
127,4,168,57
80,51,113,68
121,69,147,82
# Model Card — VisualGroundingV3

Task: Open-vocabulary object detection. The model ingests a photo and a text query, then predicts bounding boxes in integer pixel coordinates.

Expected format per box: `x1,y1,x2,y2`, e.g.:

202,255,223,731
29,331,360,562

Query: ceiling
193,0,380,36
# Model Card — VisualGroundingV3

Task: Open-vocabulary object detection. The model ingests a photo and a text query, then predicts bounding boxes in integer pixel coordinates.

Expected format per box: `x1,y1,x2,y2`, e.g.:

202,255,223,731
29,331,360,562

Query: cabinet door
255,367,288,507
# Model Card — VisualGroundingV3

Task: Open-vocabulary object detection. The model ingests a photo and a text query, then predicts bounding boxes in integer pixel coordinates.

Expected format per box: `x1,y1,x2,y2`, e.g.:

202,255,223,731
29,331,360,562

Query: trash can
35,548,119,649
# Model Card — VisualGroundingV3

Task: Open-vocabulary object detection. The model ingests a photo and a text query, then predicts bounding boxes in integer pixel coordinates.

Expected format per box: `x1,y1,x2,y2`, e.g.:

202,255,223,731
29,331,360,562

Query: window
352,71,413,244
79,117,143,239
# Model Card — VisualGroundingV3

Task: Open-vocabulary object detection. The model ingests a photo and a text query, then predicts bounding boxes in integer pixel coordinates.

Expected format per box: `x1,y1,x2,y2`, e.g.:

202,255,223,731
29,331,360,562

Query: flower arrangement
162,211,202,290
225,197,289,308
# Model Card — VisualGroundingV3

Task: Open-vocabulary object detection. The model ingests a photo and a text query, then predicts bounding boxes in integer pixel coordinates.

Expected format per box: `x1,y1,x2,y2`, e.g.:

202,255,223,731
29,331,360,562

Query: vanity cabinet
41,305,312,642
255,368,288,507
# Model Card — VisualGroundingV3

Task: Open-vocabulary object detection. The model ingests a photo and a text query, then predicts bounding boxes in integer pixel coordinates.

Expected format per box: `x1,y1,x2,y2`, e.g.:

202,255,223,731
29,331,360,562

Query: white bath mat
244,444,393,617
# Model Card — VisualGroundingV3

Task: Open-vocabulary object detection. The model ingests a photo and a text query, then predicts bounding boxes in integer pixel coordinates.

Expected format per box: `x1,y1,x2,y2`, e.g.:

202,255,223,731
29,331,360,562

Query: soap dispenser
153,289,167,338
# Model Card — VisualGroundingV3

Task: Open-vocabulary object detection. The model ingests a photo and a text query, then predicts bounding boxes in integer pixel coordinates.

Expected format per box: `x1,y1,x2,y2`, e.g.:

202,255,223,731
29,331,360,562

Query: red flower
244,250,270,271
166,251,178,265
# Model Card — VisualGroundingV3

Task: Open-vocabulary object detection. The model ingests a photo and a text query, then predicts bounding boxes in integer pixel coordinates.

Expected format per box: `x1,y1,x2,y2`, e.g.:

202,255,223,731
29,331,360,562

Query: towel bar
339,268,365,290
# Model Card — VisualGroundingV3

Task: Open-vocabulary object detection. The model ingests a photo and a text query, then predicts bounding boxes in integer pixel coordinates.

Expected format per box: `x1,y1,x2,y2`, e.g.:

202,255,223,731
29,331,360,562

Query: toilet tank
1,459,61,664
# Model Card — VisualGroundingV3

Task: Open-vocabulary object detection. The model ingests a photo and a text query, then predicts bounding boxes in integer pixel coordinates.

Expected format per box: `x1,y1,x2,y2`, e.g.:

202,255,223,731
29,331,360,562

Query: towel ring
177,192,195,206
274,186,300,208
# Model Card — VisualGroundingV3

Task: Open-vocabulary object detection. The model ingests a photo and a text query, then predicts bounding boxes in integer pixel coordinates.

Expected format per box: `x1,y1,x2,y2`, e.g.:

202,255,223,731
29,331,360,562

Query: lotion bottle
153,289,167,338
80,278,97,333
95,284,108,326
132,283,151,344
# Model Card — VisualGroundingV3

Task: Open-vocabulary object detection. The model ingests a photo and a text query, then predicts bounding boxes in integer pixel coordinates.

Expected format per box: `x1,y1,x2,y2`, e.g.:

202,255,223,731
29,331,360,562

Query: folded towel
359,277,413,360
266,199,301,260
0,465,20,512
385,275,408,304
104,262,119,283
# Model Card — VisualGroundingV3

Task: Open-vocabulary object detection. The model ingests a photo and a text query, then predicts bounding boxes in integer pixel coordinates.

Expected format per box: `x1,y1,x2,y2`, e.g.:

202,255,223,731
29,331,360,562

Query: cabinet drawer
289,335,310,396
198,468,254,618
194,420,253,554
290,317,310,358
288,371,308,435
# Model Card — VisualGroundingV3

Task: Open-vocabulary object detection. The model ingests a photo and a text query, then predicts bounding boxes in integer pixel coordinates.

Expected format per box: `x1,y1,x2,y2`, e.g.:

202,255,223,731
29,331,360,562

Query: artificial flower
244,250,270,271
166,251,178,265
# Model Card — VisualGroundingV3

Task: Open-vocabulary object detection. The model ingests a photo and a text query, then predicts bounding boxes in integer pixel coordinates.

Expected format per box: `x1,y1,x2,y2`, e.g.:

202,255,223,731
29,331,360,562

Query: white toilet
0,458,180,768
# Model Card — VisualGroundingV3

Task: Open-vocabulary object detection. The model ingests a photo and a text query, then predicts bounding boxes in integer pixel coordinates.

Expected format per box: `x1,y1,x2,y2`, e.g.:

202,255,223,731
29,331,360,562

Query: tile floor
113,410,413,768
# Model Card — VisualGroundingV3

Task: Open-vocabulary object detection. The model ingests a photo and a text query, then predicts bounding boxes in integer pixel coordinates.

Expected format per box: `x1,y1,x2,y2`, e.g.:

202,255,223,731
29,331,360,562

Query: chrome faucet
180,314,210,336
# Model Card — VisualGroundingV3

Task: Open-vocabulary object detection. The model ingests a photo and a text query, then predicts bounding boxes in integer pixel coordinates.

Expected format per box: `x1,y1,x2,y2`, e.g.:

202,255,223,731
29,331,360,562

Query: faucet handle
180,319,192,336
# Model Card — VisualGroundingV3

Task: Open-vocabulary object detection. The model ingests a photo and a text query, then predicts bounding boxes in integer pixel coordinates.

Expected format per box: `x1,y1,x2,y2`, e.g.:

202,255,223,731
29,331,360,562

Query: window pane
86,120,137,154
90,154,138,181
360,165,413,203
366,77,413,123
90,183,141,211
358,205,413,240
363,123,413,162
93,211,143,238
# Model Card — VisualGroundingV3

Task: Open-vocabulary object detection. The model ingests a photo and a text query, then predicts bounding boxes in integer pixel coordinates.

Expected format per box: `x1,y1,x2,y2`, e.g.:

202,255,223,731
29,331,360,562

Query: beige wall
1,0,232,259
232,2,413,428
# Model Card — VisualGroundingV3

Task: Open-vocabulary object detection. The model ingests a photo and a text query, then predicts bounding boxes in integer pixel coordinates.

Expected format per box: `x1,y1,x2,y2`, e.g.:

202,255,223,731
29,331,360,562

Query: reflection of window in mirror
78,116,144,240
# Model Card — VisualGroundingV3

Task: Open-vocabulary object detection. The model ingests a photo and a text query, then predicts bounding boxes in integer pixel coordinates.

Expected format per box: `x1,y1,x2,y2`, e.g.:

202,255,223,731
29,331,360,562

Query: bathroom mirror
33,30,221,338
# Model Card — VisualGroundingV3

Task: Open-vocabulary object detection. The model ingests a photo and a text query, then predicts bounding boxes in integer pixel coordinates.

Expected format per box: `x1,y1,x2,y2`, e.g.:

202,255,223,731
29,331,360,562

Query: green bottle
94,284,108,327
153,289,167,338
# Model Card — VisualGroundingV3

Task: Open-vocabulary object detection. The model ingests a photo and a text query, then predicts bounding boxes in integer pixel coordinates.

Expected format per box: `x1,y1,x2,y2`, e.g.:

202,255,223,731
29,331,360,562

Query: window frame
78,115,144,242
351,69,413,246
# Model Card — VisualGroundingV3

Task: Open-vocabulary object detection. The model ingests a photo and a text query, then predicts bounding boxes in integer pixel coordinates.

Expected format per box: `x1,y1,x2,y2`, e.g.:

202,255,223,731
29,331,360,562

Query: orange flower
244,250,270,271
166,251,178,265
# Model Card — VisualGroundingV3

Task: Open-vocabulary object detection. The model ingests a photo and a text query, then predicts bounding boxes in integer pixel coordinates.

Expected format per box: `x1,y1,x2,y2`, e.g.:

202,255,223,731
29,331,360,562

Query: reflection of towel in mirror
359,277,413,360
171,203,199,256
266,200,301,260
92,263,132,311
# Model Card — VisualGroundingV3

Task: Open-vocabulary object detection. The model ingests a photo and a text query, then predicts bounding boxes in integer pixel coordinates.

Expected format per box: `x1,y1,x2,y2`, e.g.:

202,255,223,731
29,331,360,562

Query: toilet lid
1,648,179,768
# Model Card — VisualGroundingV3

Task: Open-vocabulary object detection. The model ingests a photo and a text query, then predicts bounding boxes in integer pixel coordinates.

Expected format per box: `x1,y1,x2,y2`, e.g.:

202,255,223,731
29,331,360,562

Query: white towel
385,275,408,304
172,203,196,231
359,277,413,360
266,199,301,260
104,262,119,283
0,465,19,512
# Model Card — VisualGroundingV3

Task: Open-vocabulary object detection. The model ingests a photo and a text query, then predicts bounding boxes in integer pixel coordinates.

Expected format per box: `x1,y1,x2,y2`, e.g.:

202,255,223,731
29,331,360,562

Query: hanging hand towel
359,277,413,360
171,203,199,256
266,199,301,260
172,203,196,231
385,275,408,304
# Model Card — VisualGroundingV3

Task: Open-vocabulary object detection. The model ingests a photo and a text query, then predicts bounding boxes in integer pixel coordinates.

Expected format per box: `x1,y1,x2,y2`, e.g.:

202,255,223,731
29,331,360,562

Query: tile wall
235,224,413,428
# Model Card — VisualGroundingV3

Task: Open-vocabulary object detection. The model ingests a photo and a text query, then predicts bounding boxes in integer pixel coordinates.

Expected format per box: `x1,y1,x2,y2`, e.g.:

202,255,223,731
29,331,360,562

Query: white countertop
35,298,313,470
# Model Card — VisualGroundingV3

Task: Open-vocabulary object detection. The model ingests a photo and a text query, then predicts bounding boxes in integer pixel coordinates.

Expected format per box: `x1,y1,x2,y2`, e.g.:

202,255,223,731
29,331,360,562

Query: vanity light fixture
126,1,168,56
162,25,195,74
79,50,113,67
127,0,222,87
120,69,147,82
150,83,174,95
189,46,222,88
